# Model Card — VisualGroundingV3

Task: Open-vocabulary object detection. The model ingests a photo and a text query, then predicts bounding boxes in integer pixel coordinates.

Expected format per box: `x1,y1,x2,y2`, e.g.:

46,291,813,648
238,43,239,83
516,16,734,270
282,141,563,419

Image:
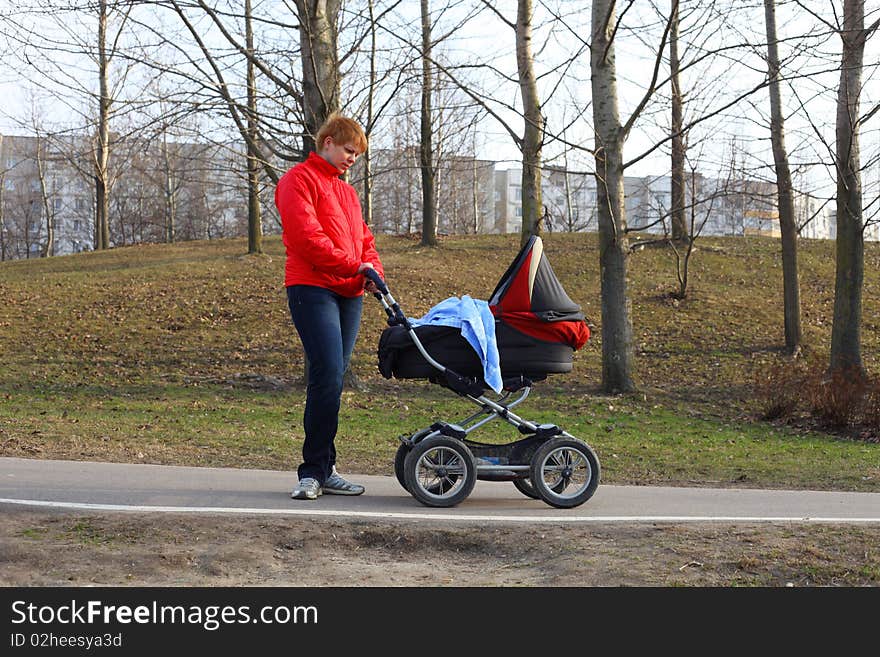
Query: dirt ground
1,507,878,587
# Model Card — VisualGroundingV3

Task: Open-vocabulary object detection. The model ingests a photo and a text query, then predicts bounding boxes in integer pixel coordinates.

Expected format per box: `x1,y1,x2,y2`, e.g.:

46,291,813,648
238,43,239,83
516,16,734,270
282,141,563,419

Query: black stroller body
368,236,600,509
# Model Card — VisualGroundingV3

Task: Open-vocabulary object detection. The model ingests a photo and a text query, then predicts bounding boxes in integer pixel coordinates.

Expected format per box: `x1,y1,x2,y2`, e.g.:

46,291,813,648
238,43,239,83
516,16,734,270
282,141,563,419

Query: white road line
2,498,879,523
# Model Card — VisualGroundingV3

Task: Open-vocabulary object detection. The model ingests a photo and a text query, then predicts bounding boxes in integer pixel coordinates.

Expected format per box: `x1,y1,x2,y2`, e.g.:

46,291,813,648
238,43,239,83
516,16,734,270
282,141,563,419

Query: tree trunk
295,0,341,158
830,0,868,375
763,0,802,355
516,0,543,247
245,0,263,254
161,133,176,243
94,0,111,251
363,150,373,226
0,164,6,261
675,170,700,299
419,0,437,247
563,148,574,231
35,138,55,258
363,0,377,227
472,150,479,233
670,2,687,243
591,0,635,393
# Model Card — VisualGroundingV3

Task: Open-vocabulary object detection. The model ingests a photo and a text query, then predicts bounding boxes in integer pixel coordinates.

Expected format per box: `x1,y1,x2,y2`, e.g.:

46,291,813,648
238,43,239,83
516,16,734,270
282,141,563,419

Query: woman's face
319,137,362,174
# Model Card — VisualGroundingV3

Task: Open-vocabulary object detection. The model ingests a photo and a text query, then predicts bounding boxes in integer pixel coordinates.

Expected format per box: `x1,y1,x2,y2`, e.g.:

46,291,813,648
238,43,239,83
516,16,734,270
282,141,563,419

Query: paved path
1,457,879,524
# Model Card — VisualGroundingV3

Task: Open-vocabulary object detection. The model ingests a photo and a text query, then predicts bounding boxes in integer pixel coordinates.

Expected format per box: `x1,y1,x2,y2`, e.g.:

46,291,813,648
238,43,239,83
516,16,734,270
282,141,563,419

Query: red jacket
275,151,384,297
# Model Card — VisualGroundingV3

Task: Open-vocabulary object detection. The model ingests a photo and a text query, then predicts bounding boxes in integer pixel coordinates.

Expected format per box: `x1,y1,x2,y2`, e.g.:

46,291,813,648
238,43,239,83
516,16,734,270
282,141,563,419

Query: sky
1,0,878,201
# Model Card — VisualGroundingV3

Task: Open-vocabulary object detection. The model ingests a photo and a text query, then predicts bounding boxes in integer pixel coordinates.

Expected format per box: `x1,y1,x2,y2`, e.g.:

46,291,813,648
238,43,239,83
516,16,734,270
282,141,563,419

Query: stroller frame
367,269,600,509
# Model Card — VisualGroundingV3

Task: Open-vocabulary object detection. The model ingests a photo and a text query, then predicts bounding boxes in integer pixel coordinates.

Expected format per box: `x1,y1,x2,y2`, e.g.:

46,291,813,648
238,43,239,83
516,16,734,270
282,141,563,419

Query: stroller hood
488,235,590,350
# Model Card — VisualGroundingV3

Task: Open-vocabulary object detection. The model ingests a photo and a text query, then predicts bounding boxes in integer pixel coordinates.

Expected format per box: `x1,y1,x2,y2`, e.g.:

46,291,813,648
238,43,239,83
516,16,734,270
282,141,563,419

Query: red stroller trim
493,310,590,351
488,236,590,350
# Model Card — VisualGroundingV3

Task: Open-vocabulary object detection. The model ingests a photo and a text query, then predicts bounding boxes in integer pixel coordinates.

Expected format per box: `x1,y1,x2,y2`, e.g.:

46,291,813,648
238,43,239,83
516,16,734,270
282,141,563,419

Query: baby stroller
365,236,600,509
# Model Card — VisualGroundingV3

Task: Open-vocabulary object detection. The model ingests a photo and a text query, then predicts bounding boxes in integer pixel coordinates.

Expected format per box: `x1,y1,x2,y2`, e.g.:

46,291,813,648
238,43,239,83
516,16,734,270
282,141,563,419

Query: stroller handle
367,268,488,387
365,268,408,328
367,271,485,391
362,267,389,295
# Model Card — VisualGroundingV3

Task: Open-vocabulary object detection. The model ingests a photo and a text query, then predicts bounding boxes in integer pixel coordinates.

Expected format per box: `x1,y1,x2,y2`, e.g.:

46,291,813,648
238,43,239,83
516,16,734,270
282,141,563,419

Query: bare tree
342,1,409,227
0,143,44,260
159,127,180,243
155,0,335,255
296,0,342,154
590,0,648,393
245,0,263,254
669,146,732,299
763,0,802,355
478,0,545,246
830,0,880,375
34,133,56,257
419,0,438,246
669,0,687,243
392,1,550,244
18,102,62,259
515,0,544,246
164,0,285,182
6,1,145,253
363,0,378,227
583,0,786,393
94,0,113,250
0,138,6,261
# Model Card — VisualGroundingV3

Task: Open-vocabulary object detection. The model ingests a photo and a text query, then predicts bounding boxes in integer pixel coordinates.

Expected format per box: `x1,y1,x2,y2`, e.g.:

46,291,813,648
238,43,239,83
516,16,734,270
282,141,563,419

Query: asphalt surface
2,457,879,523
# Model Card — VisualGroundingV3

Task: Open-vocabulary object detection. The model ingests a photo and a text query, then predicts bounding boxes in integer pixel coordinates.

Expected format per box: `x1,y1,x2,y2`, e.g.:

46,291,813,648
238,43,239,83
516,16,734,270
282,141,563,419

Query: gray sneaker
322,467,365,496
290,477,322,500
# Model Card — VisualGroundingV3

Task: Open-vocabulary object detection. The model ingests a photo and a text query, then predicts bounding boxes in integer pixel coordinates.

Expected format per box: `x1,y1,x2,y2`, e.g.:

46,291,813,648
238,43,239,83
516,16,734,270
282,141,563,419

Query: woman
274,113,384,500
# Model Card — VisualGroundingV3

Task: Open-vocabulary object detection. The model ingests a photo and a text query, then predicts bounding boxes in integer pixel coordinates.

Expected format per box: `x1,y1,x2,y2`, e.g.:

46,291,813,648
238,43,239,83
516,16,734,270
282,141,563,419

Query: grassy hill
1,232,878,491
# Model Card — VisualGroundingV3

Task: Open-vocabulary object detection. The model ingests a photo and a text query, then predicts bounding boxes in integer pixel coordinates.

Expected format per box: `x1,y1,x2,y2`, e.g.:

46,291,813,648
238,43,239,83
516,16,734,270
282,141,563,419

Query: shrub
806,366,867,428
753,357,878,440
753,357,817,421
862,381,880,439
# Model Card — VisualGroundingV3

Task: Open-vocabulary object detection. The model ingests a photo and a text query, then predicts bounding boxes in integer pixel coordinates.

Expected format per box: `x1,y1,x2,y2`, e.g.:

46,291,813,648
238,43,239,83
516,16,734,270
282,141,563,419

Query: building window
515,206,523,217
494,190,501,202
75,197,86,211
513,187,522,200
54,198,62,211
73,220,82,231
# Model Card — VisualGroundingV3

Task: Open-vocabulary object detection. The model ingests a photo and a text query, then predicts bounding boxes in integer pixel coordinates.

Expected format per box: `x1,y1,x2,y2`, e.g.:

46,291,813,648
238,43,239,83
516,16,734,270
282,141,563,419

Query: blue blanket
410,295,503,393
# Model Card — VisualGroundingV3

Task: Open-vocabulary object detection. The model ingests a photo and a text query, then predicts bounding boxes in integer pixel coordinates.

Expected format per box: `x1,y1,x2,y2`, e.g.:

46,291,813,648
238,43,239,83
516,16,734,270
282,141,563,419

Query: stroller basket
366,236,600,509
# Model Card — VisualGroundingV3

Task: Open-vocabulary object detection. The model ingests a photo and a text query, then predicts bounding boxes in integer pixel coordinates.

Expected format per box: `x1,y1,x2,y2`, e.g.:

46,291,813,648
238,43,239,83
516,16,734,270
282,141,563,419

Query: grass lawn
1,232,878,492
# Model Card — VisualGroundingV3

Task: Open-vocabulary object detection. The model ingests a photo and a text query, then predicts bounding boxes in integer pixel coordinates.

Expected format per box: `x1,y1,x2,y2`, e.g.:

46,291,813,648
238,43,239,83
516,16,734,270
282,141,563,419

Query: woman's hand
358,262,380,293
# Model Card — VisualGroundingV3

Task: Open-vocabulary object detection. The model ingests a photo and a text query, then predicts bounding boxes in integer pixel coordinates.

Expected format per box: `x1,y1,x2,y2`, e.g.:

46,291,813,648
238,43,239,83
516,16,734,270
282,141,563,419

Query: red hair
316,113,368,153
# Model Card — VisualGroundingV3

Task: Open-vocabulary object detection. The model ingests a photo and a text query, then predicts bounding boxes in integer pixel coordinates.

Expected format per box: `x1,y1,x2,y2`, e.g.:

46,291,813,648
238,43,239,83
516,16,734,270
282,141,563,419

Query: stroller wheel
403,436,477,508
394,442,411,493
529,437,600,509
512,476,566,500
394,431,442,495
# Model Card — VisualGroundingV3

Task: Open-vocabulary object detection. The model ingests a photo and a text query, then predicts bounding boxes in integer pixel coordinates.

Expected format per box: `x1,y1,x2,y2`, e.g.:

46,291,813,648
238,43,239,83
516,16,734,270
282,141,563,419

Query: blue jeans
287,285,363,484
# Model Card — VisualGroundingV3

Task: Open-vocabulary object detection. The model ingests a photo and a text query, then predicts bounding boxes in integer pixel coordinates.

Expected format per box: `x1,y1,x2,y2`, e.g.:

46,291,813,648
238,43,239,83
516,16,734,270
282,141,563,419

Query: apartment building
497,166,837,241
0,132,855,261
353,148,495,236
1,134,253,259
1,134,93,259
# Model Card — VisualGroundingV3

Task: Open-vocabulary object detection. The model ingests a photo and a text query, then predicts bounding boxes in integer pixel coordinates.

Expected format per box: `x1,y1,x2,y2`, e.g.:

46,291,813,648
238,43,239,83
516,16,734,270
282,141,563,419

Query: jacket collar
307,150,341,178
